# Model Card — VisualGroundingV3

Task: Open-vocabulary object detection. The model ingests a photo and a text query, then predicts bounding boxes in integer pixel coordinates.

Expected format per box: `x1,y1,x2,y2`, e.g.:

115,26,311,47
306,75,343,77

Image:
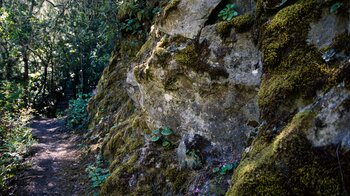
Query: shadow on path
12,118,89,196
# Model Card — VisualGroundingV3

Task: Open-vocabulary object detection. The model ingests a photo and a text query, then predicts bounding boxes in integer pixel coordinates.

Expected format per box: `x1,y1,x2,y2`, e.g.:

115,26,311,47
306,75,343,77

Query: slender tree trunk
22,0,36,107
73,69,80,97
22,47,29,81
22,46,29,106
50,62,54,94
34,63,48,106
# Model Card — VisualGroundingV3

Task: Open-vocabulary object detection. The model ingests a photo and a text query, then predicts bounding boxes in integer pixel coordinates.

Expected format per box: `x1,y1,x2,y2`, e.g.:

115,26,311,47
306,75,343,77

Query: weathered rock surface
130,23,261,169
306,84,350,149
88,0,350,195
159,0,221,39
228,0,350,195
308,8,349,49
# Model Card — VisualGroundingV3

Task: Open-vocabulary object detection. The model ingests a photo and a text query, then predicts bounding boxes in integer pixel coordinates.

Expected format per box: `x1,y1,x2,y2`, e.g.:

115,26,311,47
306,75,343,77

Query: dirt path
12,118,89,196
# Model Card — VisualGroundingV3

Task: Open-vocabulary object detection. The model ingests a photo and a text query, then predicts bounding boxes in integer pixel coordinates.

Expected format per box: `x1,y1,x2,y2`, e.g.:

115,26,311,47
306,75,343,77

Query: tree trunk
22,47,29,81
50,62,54,94
22,0,36,107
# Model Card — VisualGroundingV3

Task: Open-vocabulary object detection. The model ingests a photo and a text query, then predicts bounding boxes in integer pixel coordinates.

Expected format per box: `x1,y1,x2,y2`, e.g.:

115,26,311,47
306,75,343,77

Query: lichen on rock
87,0,350,195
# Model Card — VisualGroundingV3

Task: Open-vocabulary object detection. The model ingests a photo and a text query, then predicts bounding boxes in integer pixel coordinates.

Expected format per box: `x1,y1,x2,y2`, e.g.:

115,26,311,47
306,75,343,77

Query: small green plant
121,18,143,35
66,93,91,129
218,4,239,21
330,2,343,14
185,149,202,169
86,154,110,190
149,127,174,149
212,161,239,175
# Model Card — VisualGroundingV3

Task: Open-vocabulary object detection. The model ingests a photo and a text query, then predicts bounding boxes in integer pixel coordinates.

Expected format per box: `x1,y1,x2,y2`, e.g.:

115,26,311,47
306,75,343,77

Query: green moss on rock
101,153,140,195
227,111,344,195
261,0,321,69
120,37,146,57
163,0,180,19
174,43,229,80
136,37,155,58
258,47,336,121
174,44,198,67
256,0,338,123
332,32,350,56
216,13,255,36
165,167,191,192
97,110,192,195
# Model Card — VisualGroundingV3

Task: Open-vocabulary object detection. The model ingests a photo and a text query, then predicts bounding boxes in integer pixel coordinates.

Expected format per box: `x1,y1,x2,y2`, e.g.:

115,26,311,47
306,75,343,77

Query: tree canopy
0,0,120,115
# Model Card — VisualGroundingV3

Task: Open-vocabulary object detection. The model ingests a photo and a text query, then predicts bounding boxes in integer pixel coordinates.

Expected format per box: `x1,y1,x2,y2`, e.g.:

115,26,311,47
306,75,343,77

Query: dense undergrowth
66,93,92,129
0,82,35,192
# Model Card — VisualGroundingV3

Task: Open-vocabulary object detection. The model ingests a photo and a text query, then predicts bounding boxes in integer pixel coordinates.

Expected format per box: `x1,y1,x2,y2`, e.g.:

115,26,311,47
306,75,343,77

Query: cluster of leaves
66,93,91,129
121,18,143,35
118,0,165,37
86,154,110,192
330,2,343,14
0,109,35,192
150,127,174,149
0,76,35,192
218,4,239,21
0,81,26,112
212,161,239,175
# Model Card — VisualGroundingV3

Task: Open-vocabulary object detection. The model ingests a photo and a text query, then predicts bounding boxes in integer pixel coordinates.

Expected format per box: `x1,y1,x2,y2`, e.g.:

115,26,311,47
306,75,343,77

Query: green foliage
0,109,35,192
121,18,143,35
86,154,110,190
0,81,25,112
66,93,91,129
149,127,175,149
0,0,120,115
162,141,171,148
213,162,239,175
118,0,165,36
330,2,343,13
151,135,161,142
218,4,239,21
161,127,173,136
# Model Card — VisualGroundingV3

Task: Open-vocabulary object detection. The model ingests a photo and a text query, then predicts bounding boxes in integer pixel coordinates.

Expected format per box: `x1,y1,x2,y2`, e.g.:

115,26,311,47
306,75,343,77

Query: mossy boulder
228,110,349,195
227,0,350,195
256,0,343,124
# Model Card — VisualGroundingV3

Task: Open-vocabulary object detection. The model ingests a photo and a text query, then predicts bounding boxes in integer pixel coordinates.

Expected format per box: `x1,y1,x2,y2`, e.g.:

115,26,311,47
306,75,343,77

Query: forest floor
10,118,90,196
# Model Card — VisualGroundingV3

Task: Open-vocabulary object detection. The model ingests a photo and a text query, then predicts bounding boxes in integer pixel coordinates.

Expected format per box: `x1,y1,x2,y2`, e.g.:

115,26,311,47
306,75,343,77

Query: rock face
129,23,262,167
159,0,221,39
88,0,350,195
306,84,350,149
227,0,350,195
308,9,349,49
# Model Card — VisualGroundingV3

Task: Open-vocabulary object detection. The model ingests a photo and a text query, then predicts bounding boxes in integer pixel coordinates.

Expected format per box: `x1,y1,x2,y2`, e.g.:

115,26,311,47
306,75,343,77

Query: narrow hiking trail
12,118,89,195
